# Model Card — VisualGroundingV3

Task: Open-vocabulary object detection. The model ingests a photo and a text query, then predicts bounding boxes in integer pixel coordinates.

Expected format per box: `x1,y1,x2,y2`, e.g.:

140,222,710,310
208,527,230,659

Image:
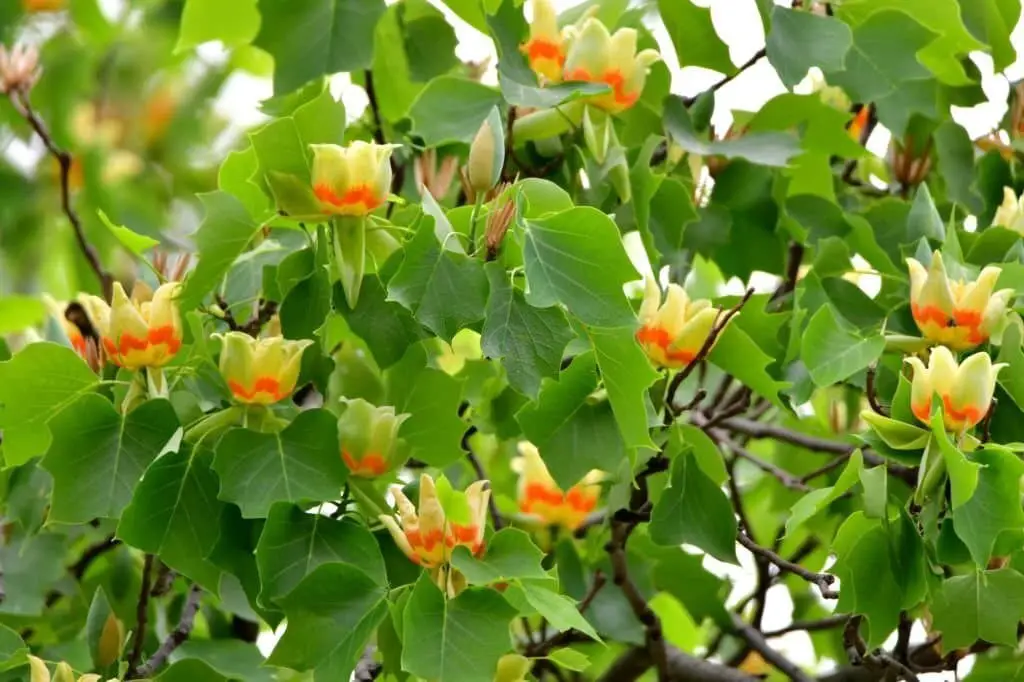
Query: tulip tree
6,0,1024,680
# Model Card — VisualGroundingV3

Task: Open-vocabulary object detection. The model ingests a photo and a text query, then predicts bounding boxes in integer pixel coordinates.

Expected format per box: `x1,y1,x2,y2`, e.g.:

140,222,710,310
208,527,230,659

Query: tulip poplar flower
636,276,722,369
79,281,183,370
379,474,489,569
514,442,601,530
338,399,408,477
906,251,1011,350
993,186,1024,234
521,0,567,83
310,141,398,217
562,19,661,114
905,346,1005,432
213,332,312,405
28,656,113,682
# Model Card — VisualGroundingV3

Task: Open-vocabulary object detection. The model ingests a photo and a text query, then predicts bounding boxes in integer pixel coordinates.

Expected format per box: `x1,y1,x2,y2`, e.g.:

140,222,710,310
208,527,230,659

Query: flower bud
310,141,398,216
515,442,601,530
466,107,505,197
80,281,183,370
906,251,1011,350
495,654,531,682
993,186,1024,234
338,399,409,477
562,19,661,113
379,474,490,568
635,276,723,369
0,42,41,95
213,332,312,405
905,346,1005,432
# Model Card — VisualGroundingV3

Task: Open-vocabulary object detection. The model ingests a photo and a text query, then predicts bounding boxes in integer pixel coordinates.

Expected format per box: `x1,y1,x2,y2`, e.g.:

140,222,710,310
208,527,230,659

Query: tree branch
70,535,121,580
763,614,849,638
599,646,762,682
683,48,767,105
132,583,203,679
7,90,113,300
730,613,816,682
126,554,155,677
736,533,838,599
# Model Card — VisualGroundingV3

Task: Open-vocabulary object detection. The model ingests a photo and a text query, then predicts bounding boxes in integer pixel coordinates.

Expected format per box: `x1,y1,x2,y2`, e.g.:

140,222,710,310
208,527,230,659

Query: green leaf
219,145,271,220
825,11,936,102
85,587,118,669
176,0,260,52
860,411,930,450
932,569,1024,649
0,531,64,616
785,450,864,535
409,76,502,146
650,449,738,564
514,581,601,642
213,409,347,518
388,220,488,341
928,413,982,509
801,305,885,387
97,210,160,256
907,184,946,244
256,502,387,602
960,0,1020,71
658,0,733,74
498,78,611,109
338,275,425,370
641,539,731,628
160,640,279,682
267,563,389,679
516,353,627,489
254,0,386,94
402,577,516,682
0,624,28,671
859,466,889,519
934,120,984,214
450,529,548,584
117,445,224,589
997,322,1024,411
179,192,261,311
677,423,728,486
385,343,466,467
953,447,1024,566
837,0,985,83
0,295,46,335
664,97,801,168
0,343,100,466
546,649,590,672
708,322,789,409
481,262,573,398
523,207,638,328
766,7,852,87
831,512,903,646
588,326,659,451
42,396,179,524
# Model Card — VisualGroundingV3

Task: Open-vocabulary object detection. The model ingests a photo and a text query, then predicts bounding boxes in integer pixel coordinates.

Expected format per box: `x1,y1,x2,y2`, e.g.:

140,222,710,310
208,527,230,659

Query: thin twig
727,441,809,492
683,48,767,105
763,614,849,638
665,289,754,421
729,614,816,682
126,554,155,677
771,241,804,305
133,583,203,679
70,535,121,580
736,533,838,599
800,452,853,484
7,90,112,299
461,424,504,530
865,364,887,416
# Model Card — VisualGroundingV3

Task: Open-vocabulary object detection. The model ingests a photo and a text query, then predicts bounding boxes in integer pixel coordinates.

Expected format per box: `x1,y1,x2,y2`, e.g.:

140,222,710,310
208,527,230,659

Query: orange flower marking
848,106,870,141
101,324,181,366
228,376,286,403
911,304,949,328
524,38,564,65
601,69,638,107
314,183,383,212
911,399,931,424
636,325,696,365
70,332,87,357
342,451,389,477
942,395,983,428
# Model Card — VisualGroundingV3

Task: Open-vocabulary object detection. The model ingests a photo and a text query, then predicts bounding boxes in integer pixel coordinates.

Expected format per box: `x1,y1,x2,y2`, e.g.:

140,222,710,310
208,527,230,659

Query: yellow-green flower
310,141,398,216
213,332,312,405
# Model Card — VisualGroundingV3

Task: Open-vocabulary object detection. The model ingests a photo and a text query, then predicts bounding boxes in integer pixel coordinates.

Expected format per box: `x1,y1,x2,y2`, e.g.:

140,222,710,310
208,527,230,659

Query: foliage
2,0,1024,681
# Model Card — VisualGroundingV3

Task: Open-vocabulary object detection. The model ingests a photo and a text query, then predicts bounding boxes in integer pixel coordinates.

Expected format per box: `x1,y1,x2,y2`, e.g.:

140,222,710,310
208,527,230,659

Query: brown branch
730,614,816,682
800,452,853,484
7,90,113,300
771,241,804,305
737,533,838,599
460,418,504,530
682,48,767,106
865,364,887,416
665,289,754,421
132,583,203,679
126,554,155,678
763,614,849,638
70,535,121,580
598,646,761,682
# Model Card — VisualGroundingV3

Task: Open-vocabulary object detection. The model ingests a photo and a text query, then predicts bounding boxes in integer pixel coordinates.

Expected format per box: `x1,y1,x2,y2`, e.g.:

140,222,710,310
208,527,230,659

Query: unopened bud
582,105,611,164
485,185,516,261
0,43,41,95
467,107,505,196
